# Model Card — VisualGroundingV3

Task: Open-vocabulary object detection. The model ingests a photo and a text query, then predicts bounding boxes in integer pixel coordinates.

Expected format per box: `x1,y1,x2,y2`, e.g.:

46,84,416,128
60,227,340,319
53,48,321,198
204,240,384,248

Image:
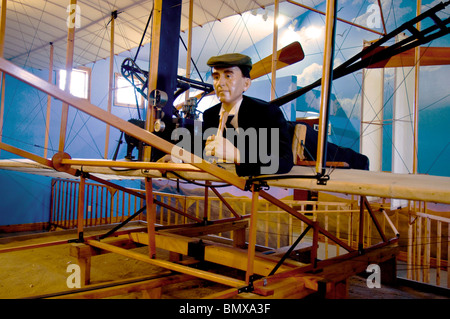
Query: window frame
114,72,145,108
57,66,91,101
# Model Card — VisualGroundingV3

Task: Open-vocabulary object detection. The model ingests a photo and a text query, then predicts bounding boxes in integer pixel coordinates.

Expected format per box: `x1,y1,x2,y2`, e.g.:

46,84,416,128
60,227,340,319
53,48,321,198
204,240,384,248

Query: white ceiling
0,0,309,71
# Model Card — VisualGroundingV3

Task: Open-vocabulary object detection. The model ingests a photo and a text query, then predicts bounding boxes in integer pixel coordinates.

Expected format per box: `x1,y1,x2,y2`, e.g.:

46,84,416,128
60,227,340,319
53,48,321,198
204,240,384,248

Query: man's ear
243,77,251,92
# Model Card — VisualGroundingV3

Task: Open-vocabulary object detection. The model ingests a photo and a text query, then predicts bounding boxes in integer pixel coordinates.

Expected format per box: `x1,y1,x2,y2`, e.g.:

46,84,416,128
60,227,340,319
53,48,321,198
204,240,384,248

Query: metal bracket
316,173,330,185
67,231,84,243
245,180,269,192
187,239,207,261
237,276,256,294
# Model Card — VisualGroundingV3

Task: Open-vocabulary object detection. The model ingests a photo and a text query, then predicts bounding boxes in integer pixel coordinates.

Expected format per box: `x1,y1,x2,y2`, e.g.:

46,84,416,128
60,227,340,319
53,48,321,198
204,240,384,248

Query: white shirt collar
219,97,242,128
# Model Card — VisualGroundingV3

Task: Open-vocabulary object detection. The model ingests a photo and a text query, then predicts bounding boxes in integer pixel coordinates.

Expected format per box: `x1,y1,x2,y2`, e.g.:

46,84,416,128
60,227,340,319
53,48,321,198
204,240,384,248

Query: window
58,66,91,100
114,73,145,108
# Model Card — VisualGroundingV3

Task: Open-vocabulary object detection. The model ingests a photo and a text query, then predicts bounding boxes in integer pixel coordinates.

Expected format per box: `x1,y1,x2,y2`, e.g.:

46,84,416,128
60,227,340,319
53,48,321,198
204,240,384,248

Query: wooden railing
397,207,450,289
50,179,146,229
49,178,395,254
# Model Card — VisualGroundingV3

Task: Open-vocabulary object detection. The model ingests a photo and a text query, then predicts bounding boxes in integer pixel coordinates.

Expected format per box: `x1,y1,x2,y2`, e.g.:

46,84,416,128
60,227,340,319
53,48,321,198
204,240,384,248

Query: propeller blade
250,41,305,80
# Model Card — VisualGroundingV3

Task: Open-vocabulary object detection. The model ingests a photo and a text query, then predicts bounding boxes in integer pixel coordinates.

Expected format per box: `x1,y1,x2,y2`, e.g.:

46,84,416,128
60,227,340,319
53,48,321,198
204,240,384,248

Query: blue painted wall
0,57,145,227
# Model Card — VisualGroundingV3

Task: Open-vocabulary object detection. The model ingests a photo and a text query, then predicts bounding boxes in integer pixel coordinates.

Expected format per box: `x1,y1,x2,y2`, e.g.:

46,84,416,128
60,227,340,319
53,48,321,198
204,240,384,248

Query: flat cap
207,53,252,70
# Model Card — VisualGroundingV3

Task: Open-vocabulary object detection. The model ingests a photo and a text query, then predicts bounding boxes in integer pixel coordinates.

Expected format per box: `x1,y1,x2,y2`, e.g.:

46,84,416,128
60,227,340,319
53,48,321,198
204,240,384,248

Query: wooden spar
104,11,115,159
0,57,247,190
0,0,6,156
0,141,53,167
270,0,279,100
315,0,337,178
59,0,77,152
59,158,201,171
287,0,384,36
0,0,5,57
413,0,421,174
44,43,54,159
184,0,193,102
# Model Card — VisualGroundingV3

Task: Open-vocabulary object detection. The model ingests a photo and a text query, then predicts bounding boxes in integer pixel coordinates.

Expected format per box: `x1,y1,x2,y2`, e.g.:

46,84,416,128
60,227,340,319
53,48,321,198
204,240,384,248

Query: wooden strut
59,0,77,152
209,186,241,219
44,43,54,159
245,184,260,284
104,10,116,159
361,195,388,243
258,189,354,252
315,0,337,178
145,177,156,258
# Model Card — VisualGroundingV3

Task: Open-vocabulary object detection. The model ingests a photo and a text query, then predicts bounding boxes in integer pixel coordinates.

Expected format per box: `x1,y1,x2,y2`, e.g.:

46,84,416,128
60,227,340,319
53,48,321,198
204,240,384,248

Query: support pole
413,0,421,174
145,177,156,258
104,11,116,159
204,181,210,221
315,0,337,179
44,43,54,159
311,222,319,268
144,0,182,162
0,0,7,156
246,184,260,284
270,0,279,100
184,0,193,102
0,0,6,57
358,196,365,252
58,0,77,152
144,0,162,161
77,174,86,242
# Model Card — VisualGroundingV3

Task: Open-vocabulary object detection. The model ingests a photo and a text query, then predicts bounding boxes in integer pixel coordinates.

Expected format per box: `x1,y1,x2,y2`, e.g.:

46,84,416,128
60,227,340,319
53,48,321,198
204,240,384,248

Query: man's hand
205,135,240,164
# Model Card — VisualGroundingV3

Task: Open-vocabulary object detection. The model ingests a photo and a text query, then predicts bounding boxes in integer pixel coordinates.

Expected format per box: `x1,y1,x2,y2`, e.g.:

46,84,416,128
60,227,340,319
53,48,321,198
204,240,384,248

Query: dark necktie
226,115,235,129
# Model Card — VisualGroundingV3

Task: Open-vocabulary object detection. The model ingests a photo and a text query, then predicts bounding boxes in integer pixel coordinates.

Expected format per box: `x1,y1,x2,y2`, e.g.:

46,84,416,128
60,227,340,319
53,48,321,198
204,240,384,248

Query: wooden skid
128,231,299,276
87,239,246,288
49,274,193,299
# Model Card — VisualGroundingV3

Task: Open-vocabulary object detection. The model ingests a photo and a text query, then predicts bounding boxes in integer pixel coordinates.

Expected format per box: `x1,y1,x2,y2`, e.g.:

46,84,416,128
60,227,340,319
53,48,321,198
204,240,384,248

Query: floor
0,226,448,300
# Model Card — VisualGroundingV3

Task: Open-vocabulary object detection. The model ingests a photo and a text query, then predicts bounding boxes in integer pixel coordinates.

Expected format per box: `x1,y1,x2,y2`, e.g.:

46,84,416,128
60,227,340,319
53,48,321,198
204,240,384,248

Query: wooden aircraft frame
0,0,449,298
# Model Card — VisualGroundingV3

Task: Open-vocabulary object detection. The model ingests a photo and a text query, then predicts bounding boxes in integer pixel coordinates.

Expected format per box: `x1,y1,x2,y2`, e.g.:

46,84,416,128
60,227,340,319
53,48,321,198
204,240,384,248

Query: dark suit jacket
203,95,293,177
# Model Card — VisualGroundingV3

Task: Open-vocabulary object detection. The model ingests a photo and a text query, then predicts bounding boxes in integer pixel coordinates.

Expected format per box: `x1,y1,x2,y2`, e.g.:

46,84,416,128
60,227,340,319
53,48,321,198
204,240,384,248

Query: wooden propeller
366,46,450,68
250,41,304,79
175,41,305,110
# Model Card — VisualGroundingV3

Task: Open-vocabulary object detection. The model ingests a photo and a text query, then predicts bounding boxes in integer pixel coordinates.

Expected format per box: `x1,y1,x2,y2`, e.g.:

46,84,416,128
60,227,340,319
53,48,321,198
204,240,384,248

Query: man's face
211,66,251,107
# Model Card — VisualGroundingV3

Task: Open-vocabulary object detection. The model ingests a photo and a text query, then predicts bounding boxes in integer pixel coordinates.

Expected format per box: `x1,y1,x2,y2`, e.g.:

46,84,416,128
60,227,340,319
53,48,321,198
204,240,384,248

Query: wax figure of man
203,53,294,177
